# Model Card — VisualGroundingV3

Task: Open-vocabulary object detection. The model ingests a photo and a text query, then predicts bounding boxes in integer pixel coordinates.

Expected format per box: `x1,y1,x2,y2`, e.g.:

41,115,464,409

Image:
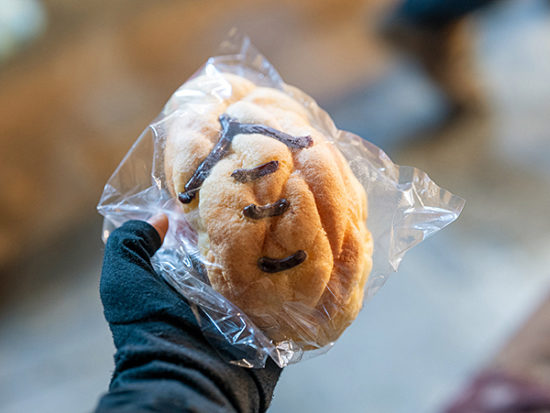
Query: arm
95,219,282,413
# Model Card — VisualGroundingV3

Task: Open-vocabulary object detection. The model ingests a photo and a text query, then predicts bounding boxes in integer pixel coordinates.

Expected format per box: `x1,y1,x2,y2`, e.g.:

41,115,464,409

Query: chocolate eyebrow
243,123,313,149
258,250,307,273
243,198,290,219
178,115,312,203
231,160,279,183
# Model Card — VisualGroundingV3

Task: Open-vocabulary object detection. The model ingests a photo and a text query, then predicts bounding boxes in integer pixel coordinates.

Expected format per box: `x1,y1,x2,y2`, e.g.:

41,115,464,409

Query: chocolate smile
258,250,308,273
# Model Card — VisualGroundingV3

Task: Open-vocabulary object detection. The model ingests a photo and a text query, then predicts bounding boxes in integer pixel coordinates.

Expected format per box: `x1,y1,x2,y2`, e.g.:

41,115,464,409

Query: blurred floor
1,0,550,412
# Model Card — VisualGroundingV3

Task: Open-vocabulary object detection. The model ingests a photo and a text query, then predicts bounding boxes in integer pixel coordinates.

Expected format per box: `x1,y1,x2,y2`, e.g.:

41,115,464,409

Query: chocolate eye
258,250,307,273
243,199,290,219
231,160,279,183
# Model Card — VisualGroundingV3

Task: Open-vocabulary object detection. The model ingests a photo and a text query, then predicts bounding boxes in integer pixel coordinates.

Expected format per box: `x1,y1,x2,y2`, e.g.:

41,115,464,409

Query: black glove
95,220,282,413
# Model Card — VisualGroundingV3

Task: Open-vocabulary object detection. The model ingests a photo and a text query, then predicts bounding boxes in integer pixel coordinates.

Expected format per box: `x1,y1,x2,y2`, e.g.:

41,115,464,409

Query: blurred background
1,0,550,412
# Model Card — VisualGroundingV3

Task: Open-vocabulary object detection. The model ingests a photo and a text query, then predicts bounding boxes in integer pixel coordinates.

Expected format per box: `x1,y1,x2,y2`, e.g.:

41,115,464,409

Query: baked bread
164,73,373,347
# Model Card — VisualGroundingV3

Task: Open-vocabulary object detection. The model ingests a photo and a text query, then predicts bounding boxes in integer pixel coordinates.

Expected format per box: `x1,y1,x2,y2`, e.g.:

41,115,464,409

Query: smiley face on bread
164,73,373,347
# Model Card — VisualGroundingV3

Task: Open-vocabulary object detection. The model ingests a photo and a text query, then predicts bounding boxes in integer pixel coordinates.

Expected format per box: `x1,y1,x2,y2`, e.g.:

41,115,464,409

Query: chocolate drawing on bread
178,114,312,204
258,250,307,273
243,198,290,219
178,115,310,272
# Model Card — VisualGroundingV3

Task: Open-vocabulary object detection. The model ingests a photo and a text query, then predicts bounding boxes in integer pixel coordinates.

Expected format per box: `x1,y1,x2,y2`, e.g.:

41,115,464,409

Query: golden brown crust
165,73,373,347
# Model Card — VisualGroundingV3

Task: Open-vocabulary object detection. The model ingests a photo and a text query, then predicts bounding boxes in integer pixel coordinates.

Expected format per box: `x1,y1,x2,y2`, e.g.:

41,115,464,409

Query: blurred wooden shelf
0,0,390,272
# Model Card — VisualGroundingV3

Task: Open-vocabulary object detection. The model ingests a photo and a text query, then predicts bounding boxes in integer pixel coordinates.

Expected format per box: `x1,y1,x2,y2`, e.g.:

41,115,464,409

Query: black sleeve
95,220,282,413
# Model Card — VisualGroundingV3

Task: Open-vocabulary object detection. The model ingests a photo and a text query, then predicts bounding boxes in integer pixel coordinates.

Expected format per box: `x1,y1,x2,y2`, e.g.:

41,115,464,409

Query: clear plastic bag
97,31,464,368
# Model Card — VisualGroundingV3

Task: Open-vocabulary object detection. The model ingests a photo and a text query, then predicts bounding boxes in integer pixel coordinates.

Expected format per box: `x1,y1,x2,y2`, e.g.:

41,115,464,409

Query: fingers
147,213,169,243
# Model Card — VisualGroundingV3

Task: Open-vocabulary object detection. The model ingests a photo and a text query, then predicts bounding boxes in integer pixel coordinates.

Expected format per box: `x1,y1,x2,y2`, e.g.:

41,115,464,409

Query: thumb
147,213,169,243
